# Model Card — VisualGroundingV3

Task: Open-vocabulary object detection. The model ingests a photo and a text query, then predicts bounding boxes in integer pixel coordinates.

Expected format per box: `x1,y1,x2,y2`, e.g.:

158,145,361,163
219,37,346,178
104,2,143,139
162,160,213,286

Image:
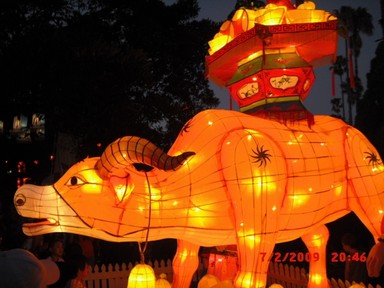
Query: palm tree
380,0,384,39
334,6,374,125
330,55,348,120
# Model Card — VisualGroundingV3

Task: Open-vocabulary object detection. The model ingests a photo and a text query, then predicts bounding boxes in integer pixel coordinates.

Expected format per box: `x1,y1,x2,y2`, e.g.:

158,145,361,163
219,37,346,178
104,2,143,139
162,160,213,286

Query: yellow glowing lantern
285,10,333,24
254,5,286,26
231,9,249,34
128,264,156,288
197,274,220,288
208,21,234,55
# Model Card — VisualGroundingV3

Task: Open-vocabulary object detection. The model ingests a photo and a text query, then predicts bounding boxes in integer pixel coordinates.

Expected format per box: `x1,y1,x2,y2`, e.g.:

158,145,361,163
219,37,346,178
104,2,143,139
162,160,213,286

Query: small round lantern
155,273,171,288
197,274,220,288
127,263,156,288
211,279,234,287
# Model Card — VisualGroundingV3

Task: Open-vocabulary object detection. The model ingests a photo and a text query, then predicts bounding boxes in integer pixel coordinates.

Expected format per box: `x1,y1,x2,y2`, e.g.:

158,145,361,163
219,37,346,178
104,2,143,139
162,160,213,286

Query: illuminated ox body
14,109,384,287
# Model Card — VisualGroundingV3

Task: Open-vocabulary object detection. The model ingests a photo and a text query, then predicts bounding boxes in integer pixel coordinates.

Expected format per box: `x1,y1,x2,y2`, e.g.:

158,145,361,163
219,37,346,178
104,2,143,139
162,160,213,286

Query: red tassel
331,68,335,96
262,40,266,65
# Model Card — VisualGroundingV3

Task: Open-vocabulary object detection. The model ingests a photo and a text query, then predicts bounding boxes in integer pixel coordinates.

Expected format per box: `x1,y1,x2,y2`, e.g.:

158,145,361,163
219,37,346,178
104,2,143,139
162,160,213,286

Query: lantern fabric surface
127,264,156,288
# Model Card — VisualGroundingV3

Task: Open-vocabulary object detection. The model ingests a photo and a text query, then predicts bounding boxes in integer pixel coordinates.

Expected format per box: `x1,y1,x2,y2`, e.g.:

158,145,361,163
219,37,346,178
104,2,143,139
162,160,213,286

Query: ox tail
96,136,195,179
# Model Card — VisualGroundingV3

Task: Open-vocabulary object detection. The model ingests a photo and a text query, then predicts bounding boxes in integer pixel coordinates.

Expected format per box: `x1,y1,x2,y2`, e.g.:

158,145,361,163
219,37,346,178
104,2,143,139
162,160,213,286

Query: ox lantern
13,115,384,288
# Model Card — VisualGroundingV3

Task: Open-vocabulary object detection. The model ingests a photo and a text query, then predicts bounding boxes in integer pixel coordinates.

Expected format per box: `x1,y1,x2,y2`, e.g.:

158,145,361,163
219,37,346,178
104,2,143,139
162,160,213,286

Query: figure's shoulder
310,115,354,132
312,115,348,126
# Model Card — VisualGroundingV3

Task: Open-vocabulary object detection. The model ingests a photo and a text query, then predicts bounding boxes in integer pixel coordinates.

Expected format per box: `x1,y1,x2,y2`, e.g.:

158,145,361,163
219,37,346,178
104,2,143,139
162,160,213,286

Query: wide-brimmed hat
0,248,60,288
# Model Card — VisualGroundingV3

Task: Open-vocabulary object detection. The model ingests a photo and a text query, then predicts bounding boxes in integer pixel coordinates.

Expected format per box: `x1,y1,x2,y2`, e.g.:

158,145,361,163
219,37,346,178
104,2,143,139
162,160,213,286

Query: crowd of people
1,230,384,287
0,234,92,288
42,237,90,288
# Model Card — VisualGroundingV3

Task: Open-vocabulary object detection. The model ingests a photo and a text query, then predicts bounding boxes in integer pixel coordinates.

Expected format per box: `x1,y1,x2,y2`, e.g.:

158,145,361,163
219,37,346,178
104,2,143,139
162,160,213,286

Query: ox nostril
14,194,26,206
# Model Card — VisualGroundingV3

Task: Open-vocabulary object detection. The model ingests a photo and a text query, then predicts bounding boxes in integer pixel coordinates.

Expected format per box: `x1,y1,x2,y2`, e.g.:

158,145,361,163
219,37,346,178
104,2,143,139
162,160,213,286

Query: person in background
79,235,96,267
45,238,69,288
366,235,384,287
65,255,90,288
0,248,59,288
341,232,368,285
47,238,65,262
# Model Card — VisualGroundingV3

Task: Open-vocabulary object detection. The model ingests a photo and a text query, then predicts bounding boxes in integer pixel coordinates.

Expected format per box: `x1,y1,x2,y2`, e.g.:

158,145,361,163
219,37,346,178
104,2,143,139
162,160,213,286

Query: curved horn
96,136,195,178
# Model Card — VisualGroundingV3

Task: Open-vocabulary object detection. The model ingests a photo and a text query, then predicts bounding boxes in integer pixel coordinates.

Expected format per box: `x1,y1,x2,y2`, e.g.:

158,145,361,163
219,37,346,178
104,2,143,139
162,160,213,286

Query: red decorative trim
266,21,338,34
331,68,335,96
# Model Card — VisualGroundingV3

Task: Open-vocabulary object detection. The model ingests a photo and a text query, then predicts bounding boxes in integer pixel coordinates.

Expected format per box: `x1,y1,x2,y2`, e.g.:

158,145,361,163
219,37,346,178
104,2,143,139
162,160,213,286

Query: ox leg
301,225,330,288
171,239,200,288
234,232,277,288
344,127,384,240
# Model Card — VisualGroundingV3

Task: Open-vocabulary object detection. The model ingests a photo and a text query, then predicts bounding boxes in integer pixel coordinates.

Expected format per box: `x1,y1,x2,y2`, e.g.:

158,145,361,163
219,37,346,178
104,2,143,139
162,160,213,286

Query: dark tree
0,0,220,157
334,6,374,125
355,41,384,157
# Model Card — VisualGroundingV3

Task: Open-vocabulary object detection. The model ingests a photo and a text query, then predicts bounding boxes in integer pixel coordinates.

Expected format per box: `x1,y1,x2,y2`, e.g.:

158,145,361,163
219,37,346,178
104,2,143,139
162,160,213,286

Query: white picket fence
85,259,174,288
84,260,382,288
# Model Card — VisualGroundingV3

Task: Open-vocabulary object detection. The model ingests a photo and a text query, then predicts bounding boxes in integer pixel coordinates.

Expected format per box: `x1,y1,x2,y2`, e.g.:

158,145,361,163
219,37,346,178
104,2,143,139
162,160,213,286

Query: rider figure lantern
206,0,337,124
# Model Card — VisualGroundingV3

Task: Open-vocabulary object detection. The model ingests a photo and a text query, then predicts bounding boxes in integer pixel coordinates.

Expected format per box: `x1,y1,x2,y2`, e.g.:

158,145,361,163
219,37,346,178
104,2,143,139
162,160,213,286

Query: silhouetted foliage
0,0,220,156
334,6,374,125
355,41,384,157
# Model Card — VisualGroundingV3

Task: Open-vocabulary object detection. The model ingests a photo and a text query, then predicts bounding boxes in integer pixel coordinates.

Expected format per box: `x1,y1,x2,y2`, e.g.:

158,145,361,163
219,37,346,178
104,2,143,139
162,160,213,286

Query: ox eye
67,176,85,186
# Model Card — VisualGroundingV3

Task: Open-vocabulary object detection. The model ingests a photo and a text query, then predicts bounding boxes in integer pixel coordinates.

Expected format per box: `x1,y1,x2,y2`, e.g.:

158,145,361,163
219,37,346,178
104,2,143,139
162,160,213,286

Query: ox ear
110,176,134,202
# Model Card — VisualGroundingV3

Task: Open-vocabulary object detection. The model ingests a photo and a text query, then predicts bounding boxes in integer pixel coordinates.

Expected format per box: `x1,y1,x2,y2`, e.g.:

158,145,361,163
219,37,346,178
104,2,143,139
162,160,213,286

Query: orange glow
255,7,286,25
289,194,310,208
234,272,266,288
309,273,325,286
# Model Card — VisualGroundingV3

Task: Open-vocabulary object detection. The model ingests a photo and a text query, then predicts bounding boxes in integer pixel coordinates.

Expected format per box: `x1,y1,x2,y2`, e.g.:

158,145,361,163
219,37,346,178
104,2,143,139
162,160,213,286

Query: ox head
14,136,195,242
